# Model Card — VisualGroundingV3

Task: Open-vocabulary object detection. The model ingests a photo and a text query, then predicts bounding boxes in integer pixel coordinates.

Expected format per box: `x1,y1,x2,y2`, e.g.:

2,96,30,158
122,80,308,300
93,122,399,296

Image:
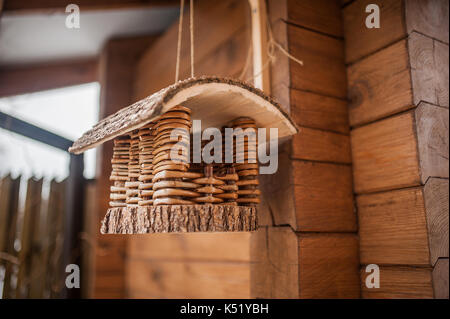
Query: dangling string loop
174,0,195,83
175,0,185,83
242,4,303,83
190,0,195,78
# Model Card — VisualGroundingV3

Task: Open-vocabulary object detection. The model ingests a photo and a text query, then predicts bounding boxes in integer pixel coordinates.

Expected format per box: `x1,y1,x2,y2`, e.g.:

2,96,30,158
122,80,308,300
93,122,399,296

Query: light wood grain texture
134,0,249,99
343,0,406,64
357,187,430,266
290,89,349,134
351,111,421,194
288,24,346,99
405,0,449,44
348,40,413,126
409,32,449,107
250,226,299,298
285,0,343,37
293,161,355,232
292,127,351,164
71,77,298,154
252,229,361,298
415,103,449,183
0,59,98,98
433,258,449,299
298,234,360,298
128,233,250,262
259,147,296,227
126,258,250,298
434,41,449,107
361,266,433,298
408,32,436,106
424,178,449,266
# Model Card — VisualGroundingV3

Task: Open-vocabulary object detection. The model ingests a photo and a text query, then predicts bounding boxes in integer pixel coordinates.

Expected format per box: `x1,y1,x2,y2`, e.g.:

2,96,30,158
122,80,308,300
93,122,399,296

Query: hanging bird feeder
69,0,301,234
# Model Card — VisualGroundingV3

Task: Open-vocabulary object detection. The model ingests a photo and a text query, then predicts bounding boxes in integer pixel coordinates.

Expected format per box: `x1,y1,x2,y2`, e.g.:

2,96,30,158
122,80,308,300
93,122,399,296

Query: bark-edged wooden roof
69,76,298,154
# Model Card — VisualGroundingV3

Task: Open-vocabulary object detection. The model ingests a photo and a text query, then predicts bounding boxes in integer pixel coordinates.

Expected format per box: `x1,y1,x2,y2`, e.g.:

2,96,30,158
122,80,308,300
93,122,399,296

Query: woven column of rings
102,105,259,234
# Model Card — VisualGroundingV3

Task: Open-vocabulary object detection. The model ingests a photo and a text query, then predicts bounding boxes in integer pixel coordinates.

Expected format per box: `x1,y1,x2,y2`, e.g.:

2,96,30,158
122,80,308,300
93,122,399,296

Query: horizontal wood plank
293,161,356,232
0,59,98,98
290,89,349,134
424,178,449,266
250,226,300,298
292,127,351,164
361,266,433,298
415,103,449,183
351,111,420,194
357,187,430,265
125,258,250,298
286,0,343,37
343,0,406,64
348,40,413,126
259,148,296,228
127,233,251,262
298,234,360,298
288,24,346,99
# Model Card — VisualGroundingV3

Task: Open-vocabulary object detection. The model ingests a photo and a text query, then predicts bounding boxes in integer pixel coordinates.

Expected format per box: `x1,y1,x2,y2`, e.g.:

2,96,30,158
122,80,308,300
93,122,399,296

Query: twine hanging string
241,10,304,83
175,0,195,83
174,0,185,83
175,0,300,85
190,0,195,78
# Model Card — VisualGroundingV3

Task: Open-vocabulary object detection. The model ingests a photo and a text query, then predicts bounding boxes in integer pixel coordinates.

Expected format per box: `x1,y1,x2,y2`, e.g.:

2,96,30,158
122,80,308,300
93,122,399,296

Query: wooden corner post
249,0,271,94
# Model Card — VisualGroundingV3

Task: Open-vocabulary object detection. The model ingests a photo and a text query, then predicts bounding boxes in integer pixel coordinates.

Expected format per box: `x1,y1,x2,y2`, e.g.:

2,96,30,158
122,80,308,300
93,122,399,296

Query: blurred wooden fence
0,175,67,298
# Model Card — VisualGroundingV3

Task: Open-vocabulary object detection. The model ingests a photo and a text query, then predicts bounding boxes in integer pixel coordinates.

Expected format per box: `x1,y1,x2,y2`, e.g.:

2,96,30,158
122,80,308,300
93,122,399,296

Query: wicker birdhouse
69,77,298,234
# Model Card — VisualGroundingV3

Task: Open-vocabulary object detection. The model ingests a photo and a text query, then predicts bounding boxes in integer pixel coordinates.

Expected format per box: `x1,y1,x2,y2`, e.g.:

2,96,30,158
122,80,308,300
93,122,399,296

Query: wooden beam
433,258,449,299
351,111,421,194
2,0,178,13
361,266,433,299
0,59,98,98
0,111,73,151
358,186,430,266
249,0,271,94
424,178,449,266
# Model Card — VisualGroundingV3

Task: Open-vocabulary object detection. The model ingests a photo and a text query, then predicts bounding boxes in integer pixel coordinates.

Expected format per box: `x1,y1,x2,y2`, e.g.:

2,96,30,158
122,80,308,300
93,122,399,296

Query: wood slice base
101,205,258,234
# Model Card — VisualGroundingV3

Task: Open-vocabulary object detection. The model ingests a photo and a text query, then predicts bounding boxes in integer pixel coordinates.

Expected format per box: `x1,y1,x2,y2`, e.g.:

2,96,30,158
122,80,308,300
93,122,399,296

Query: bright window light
0,83,99,179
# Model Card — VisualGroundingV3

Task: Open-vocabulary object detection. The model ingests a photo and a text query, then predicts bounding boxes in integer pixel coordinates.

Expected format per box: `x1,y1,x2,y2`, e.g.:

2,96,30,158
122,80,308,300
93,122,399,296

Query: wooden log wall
251,0,360,298
343,0,448,299
127,0,253,298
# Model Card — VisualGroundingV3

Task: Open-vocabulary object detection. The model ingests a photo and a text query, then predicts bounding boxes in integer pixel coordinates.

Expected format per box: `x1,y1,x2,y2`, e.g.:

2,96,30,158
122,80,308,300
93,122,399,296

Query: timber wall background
343,0,448,298
92,0,448,299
